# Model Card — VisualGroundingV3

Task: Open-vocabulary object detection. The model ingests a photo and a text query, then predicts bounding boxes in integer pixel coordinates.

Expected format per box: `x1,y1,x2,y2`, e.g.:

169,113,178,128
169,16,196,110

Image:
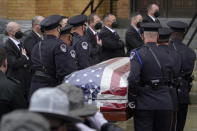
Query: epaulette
7,77,20,84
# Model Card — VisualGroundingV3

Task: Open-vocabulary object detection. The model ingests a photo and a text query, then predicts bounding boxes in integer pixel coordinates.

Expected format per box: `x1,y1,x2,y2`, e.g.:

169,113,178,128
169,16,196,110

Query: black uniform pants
170,111,177,131
176,104,188,131
134,110,173,131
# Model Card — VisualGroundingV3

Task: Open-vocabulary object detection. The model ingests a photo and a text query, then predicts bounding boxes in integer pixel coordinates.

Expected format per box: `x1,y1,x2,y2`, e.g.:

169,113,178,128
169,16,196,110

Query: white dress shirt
104,26,115,33
148,14,156,22
9,37,29,60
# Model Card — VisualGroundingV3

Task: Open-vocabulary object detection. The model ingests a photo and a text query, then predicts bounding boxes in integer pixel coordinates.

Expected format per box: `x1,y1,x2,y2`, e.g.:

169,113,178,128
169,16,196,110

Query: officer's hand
87,112,108,130
76,123,96,131
22,48,27,55
97,39,102,46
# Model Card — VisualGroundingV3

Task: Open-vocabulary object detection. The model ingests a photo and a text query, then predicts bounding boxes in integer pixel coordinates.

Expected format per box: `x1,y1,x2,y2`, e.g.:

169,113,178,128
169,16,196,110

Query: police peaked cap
60,24,73,35
68,14,87,27
158,27,173,42
40,15,63,30
141,23,161,32
167,21,188,33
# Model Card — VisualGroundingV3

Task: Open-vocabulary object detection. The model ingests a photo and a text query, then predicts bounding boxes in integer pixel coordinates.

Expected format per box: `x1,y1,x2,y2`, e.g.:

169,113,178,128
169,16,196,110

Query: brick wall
0,0,130,20
0,0,8,19
7,0,36,20
116,0,130,18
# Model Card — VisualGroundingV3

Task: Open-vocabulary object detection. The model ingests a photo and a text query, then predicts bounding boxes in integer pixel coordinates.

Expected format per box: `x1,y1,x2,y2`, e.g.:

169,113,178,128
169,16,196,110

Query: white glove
87,112,108,130
76,123,96,131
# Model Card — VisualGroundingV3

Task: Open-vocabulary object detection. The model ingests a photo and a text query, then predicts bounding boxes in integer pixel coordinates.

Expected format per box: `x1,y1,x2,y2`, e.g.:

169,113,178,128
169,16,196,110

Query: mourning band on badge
130,52,135,60
60,44,67,52
70,50,76,58
82,42,88,50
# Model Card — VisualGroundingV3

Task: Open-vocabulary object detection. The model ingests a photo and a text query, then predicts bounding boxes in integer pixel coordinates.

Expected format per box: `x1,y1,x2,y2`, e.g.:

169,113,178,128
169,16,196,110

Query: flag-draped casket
64,57,132,121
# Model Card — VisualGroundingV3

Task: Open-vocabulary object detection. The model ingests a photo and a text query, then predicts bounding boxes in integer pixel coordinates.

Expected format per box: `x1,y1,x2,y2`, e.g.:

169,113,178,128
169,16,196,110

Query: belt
34,70,54,79
139,79,171,88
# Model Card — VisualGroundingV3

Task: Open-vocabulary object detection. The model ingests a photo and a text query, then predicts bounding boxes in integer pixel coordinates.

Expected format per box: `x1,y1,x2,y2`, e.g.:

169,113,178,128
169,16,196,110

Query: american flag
64,57,130,111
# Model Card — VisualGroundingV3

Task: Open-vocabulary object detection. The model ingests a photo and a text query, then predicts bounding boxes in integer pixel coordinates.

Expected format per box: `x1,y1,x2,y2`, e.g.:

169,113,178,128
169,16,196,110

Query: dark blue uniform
72,32,90,69
169,38,196,131
30,35,78,96
128,42,177,131
68,15,90,70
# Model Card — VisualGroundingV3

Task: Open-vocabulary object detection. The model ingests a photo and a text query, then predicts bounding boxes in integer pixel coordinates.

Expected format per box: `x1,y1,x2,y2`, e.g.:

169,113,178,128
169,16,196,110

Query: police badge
60,44,67,52
81,42,88,50
70,50,76,58
130,51,135,60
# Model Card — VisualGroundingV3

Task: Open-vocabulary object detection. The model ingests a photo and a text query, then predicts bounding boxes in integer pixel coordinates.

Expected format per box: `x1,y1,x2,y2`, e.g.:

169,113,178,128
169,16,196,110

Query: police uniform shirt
31,15,78,81
31,35,78,81
71,32,90,69
128,23,174,110
128,43,176,110
68,14,90,69
168,21,196,103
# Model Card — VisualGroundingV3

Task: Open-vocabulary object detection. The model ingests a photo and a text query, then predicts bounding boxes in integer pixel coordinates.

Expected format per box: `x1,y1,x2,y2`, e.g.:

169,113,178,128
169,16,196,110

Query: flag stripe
101,62,130,96
100,57,130,93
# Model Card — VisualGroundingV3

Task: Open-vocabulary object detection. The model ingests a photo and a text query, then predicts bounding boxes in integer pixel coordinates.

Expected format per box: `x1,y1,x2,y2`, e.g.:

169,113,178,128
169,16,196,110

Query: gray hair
131,12,141,21
6,22,18,32
32,16,44,26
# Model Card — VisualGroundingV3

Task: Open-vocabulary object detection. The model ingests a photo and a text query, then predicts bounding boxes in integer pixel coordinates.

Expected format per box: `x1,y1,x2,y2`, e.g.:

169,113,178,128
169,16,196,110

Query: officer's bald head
143,31,158,44
6,22,21,37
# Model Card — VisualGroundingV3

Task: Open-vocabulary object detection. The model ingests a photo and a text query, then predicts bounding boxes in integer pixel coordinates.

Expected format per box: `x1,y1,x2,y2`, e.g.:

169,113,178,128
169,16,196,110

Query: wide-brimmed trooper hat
57,83,98,117
1,110,50,131
29,87,82,123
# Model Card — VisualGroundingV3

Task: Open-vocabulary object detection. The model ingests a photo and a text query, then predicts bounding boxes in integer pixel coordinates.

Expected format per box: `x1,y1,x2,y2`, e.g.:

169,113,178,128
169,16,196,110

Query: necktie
155,19,159,23
137,30,142,38
18,43,22,52
94,33,98,41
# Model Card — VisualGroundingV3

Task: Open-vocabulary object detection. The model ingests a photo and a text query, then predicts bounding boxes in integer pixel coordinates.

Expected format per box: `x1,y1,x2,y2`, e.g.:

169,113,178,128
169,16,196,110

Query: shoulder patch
130,51,136,60
81,42,88,50
60,44,67,52
70,50,76,58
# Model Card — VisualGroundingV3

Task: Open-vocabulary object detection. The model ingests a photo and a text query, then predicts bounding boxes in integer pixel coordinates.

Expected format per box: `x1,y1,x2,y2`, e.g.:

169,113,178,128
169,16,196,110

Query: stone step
190,92,197,104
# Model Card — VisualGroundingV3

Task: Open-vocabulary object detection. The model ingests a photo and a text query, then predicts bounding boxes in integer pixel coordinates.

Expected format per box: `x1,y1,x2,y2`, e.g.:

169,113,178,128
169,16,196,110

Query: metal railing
81,0,94,14
185,11,197,47
81,0,113,15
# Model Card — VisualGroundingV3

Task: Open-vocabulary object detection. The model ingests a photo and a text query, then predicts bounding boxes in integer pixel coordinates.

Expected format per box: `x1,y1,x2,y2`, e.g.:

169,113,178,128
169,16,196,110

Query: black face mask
136,22,142,28
154,11,160,18
112,21,118,28
40,27,45,34
95,22,102,30
15,31,23,39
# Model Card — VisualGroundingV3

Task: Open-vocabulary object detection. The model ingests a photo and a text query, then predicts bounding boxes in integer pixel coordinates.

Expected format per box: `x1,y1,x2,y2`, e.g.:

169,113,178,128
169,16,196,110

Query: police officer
157,27,182,131
30,15,78,97
128,23,176,131
68,15,90,70
60,24,74,46
168,21,196,131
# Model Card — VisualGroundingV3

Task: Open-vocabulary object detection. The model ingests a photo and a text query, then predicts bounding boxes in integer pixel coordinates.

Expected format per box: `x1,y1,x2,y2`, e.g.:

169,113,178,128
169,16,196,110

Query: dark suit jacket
99,26,125,61
84,27,102,65
125,26,144,56
24,30,42,58
4,38,31,95
143,14,160,23
0,71,27,118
